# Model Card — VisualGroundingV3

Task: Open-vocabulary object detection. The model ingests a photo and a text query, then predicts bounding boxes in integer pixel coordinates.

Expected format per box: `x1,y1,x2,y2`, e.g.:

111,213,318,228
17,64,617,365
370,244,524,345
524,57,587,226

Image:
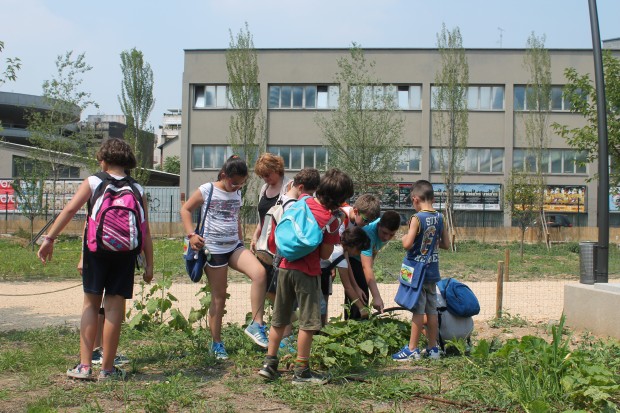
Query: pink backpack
86,172,146,253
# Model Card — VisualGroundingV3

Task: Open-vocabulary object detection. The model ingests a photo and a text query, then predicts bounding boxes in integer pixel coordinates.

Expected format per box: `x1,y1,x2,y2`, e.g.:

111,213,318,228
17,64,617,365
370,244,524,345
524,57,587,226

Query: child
259,168,354,384
37,138,154,380
392,180,450,361
320,226,371,325
345,210,401,319
180,155,268,358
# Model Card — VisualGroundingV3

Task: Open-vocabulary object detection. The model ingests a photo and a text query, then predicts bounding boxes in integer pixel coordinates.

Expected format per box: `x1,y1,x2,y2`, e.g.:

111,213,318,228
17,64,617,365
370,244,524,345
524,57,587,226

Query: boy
259,168,354,385
320,226,371,325
392,180,450,361
345,210,401,319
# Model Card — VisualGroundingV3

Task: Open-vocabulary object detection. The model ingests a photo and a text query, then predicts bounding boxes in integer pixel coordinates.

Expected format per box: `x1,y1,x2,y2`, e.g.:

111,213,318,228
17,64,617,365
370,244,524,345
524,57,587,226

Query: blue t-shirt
351,218,387,261
404,210,443,282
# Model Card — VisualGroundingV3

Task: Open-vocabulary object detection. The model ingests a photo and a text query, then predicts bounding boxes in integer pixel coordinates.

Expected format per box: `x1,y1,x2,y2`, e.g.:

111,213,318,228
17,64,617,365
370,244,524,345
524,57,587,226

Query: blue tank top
404,210,443,282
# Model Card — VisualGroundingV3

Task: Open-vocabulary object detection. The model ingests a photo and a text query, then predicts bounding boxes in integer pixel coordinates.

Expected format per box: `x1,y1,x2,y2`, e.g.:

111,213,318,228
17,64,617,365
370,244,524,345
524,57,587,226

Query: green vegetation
0,316,618,412
3,237,620,281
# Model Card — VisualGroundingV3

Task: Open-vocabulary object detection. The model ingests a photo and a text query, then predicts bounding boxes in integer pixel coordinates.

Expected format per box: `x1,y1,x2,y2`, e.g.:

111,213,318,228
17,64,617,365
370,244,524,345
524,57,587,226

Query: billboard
543,185,586,212
432,184,502,211
0,180,16,211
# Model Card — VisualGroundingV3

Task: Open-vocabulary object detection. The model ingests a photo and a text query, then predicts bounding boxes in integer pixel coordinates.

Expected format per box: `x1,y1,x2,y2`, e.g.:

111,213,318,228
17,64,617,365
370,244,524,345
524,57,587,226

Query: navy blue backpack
436,278,480,317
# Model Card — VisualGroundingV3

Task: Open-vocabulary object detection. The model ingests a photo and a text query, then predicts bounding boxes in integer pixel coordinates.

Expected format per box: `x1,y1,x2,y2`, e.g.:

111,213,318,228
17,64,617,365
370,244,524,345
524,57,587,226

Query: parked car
544,214,573,228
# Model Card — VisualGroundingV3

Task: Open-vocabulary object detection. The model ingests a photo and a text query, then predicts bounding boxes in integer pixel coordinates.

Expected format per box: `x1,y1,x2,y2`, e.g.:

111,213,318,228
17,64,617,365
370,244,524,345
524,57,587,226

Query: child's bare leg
230,249,266,324
101,294,125,371
80,293,103,366
205,265,228,343
409,314,425,350
94,306,105,349
425,314,439,349
297,329,315,360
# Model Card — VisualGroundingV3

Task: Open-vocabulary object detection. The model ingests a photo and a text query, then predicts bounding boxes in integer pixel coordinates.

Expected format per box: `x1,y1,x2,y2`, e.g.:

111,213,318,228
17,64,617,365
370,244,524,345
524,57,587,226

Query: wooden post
504,248,510,281
496,261,504,319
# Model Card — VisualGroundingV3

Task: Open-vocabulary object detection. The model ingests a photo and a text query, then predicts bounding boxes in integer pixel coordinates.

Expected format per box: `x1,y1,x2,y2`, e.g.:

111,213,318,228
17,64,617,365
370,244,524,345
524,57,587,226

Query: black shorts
83,251,136,299
344,257,369,320
205,242,245,268
262,261,278,294
320,267,332,296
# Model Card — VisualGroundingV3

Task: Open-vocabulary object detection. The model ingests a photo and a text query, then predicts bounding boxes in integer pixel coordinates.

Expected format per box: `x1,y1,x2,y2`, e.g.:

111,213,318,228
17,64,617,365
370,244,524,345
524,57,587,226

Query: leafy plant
126,276,187,331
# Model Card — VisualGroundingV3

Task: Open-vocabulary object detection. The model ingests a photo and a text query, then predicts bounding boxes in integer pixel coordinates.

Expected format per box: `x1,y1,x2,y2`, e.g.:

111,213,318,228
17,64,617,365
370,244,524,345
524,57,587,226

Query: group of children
37,140,450,384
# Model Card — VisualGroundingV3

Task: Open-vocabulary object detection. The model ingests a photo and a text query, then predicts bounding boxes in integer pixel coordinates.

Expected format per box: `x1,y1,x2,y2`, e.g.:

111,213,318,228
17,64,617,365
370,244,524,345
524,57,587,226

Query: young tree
163,155,180,174
11,155,48,248
553,51,620,187
0,40,21,89
504,169,544,259
316,44,404,194
521,33,551,242
432,24,469,249
118,48,155,185
27,51,98,217
226,23,265,236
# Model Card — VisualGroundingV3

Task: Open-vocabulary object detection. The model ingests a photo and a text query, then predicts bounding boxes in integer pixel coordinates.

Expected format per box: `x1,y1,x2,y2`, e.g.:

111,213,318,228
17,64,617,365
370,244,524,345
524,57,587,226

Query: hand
250,238,257,254
77,256,83,276
189,234,205,251
359,307,370,319
143,267,154,284
37,239,54,264
355,286,368,303
372,296,384,313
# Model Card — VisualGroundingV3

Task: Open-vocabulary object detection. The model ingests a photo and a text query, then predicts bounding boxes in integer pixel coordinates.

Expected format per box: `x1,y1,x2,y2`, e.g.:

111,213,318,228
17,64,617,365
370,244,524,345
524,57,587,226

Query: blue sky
2,0,619,129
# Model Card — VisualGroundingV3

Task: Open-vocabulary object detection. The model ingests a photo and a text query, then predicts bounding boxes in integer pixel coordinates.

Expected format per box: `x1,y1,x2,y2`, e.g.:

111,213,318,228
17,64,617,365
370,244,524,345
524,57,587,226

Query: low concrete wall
564,283,620,340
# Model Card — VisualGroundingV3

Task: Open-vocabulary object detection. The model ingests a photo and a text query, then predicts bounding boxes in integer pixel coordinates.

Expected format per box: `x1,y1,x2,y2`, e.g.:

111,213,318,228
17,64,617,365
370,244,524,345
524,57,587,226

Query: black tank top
258,193,279,225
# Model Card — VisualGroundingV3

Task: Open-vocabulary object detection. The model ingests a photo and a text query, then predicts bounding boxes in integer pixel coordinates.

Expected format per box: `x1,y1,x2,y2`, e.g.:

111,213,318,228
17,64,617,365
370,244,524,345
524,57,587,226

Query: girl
180,155,268,359
37,138,153,381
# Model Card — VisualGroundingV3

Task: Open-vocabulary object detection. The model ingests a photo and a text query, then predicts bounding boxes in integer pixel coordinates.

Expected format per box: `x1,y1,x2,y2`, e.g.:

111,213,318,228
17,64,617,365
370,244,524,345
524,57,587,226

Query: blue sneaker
278,335,296,354
244,321,268,348
392,345,421,361
211,342,229,360
426,346,441,360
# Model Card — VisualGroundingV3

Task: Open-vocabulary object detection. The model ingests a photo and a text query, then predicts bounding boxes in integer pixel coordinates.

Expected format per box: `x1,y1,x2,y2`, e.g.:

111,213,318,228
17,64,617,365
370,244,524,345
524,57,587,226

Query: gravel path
0,279,588,332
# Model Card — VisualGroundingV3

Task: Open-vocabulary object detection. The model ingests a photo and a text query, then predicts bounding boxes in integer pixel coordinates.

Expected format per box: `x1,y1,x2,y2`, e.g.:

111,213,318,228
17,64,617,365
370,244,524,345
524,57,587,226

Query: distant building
155,109,181,169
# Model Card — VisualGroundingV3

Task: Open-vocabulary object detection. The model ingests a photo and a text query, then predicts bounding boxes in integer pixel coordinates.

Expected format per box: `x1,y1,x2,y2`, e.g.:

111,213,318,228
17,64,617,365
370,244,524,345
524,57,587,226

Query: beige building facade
181,47,619,227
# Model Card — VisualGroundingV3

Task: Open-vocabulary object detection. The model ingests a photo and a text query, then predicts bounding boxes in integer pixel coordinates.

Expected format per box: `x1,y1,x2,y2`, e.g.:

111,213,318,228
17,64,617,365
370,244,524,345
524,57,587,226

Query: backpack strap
196,183,214,237
325,254,346,272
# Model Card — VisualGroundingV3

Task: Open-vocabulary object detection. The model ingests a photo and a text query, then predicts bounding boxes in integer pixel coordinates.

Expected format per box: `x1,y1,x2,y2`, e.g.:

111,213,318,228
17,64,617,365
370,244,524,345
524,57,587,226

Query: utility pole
497,27,505,48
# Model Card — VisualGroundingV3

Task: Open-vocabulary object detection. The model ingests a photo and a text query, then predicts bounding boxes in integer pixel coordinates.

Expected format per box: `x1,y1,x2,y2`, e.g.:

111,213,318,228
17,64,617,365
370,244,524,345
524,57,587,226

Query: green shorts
272,268,322,331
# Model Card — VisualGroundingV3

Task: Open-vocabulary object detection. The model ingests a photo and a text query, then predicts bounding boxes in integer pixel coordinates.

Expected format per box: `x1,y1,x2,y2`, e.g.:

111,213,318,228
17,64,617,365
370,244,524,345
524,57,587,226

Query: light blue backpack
275,196,339,262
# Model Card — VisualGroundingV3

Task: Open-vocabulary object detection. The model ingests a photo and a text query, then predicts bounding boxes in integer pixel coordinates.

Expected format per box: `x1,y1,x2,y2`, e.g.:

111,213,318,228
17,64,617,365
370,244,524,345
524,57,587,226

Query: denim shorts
205,242,245,268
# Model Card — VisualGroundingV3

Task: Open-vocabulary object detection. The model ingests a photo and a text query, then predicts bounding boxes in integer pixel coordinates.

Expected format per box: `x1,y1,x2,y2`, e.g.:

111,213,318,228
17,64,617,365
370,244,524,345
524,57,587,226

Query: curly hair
315,168,354,211
96,138,137,169
254,153,285,177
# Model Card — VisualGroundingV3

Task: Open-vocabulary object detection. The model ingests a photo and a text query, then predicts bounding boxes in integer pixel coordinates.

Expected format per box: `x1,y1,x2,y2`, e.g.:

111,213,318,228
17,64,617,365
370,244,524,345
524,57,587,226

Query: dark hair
218,155,248,181
379,210,401,231
293,168,320,192
341,226,370,251
96,138,137,169
315,168,354,210
411,180,434,202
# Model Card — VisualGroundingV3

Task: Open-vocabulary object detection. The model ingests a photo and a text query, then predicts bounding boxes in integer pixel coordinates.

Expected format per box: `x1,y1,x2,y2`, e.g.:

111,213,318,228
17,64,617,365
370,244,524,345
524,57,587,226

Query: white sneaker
427,346,442,360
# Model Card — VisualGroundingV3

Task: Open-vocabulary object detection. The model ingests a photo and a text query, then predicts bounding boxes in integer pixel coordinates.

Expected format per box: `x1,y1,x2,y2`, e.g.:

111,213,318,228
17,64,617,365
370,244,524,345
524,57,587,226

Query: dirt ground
0,279,592,339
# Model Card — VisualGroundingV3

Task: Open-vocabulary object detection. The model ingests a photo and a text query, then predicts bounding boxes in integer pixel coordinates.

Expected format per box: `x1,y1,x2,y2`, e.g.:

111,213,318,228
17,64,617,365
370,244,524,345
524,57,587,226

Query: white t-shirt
88,174,145,199
199,183,242,254
320,205,354,269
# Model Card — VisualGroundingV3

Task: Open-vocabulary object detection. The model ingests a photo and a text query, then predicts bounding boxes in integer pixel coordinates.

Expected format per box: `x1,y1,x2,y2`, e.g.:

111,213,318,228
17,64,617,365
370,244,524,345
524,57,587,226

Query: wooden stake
504,249,510,281
496,261,504,319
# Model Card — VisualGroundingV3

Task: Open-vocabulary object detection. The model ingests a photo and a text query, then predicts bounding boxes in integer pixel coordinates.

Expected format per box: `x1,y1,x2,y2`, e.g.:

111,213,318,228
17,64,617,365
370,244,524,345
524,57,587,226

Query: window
396,147,421,172
466,86,505,110
397,85,422,109
430,85,468,110
267,146,328,170
12,156,80,178
350,85,400,109
269,85,339,109
193,85,232,109
514,85,573,111
191,145,233,169
513,149,587,174
430,148,504,173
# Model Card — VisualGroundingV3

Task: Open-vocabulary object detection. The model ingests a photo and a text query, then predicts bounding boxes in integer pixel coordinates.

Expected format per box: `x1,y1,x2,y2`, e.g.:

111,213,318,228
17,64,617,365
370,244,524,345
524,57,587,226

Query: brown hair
96,138,137,169
293,168,320,193
353,194,381,222
315,168,354,211
341,226,370,251
411,180,434,202
254,153,285,177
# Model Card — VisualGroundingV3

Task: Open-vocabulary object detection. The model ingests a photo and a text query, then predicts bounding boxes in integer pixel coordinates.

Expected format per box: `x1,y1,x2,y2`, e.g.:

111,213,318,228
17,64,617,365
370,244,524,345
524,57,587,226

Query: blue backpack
437,278,480,317
275,196,339,262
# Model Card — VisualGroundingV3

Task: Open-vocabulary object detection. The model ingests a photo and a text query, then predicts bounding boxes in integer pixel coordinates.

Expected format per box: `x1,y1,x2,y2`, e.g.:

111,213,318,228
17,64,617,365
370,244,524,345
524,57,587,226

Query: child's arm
38,179,91,264
180,189,206,251
401,215,420,250
338,254,368,316
438,223,451,250
361,254,384,313
141,193,154,283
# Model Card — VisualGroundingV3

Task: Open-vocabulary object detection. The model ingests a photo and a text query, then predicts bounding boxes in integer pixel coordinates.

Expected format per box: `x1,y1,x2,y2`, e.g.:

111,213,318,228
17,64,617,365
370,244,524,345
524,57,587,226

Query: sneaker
91,347,103,365
292,367,330,385
426,346,442,360
391,345,422,361
66,363,94,380
278,335,296,354
211,342,229,360
98,366,126,381
244,321,269,348
258,359,281,381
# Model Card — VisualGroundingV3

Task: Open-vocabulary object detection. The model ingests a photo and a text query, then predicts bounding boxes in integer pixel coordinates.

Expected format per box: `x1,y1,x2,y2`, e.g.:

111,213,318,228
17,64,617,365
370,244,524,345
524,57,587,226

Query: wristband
187,232,196,239
44,235,56,243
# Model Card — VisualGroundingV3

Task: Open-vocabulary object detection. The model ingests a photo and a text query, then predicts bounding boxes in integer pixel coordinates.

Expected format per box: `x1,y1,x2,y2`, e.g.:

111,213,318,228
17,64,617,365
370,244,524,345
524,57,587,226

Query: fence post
496,260,504,318
169,194,174,237
504,248,510,281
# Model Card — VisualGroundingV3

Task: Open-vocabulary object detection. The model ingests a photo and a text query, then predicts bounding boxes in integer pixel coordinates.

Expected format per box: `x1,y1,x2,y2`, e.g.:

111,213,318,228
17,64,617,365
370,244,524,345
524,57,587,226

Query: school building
181,46,620,227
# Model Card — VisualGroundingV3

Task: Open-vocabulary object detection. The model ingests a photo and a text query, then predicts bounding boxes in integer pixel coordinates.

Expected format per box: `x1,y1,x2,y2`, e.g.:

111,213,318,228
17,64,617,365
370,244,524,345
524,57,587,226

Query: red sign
0,180,16,211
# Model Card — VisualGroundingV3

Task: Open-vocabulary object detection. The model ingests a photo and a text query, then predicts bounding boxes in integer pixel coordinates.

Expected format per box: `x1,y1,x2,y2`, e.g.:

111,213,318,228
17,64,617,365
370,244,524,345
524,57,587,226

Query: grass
1,320,617,412
3,236,620,282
